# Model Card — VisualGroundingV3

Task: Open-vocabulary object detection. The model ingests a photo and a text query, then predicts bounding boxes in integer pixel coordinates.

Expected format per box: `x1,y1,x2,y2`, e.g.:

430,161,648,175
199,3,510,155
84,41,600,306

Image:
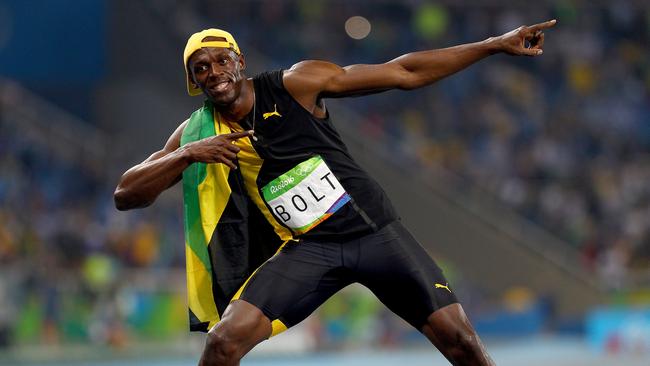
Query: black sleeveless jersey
223,70,398,242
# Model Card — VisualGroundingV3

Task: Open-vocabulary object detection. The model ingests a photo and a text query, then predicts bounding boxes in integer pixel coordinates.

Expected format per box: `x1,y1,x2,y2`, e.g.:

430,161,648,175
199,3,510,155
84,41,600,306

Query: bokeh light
345,16,371,40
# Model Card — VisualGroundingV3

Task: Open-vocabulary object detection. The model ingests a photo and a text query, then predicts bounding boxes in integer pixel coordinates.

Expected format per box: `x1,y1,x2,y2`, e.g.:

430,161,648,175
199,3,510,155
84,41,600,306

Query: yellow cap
183,29,241,96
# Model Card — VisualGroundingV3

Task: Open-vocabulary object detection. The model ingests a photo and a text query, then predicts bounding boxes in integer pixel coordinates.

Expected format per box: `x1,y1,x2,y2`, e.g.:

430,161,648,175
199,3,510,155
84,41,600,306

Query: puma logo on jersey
263,104,282,120
435,283,452,293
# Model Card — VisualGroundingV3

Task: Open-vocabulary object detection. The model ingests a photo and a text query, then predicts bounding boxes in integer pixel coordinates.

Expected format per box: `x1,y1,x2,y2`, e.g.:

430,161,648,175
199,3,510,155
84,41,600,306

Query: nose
208,62,222,79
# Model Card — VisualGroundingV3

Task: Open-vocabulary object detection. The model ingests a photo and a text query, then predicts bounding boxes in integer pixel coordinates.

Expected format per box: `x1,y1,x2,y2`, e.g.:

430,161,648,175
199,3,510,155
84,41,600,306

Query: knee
202,313,270,363
204,330,241,361
425,305,493,365
445,331,481,359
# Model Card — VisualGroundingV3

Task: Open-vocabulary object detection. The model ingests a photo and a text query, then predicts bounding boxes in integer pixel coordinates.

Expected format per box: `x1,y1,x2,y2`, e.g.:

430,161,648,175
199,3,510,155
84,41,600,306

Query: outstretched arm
113,121,252,211
284,19,555,111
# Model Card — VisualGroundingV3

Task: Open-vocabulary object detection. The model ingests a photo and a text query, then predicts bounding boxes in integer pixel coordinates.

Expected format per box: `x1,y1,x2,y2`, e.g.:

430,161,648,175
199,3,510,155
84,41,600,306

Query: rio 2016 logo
269,176,295,194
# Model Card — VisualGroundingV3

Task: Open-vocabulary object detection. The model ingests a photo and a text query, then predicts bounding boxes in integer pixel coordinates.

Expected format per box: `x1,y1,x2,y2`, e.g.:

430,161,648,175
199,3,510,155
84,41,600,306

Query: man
115,19,556,366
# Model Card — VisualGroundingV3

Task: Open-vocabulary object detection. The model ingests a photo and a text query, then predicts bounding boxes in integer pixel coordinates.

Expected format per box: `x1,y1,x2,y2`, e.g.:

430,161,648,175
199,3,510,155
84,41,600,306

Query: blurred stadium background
1,0,650,365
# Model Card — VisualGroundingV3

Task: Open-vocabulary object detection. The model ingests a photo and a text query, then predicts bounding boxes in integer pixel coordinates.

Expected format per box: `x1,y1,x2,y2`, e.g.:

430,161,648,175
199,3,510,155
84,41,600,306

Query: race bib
261,156,351,234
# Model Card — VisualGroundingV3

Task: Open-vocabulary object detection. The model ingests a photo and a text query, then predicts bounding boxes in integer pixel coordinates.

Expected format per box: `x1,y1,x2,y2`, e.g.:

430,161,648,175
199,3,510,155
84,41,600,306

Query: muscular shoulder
283,60,343,96
286,60,343,79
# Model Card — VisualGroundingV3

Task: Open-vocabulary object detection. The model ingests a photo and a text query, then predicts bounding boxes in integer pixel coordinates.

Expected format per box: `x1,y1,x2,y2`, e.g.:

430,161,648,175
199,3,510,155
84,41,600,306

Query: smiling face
187,41,246,106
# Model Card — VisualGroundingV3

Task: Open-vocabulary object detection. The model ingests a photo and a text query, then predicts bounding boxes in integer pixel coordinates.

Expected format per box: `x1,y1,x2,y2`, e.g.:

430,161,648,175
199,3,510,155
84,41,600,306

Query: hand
184,130,253,169
495,19,557,56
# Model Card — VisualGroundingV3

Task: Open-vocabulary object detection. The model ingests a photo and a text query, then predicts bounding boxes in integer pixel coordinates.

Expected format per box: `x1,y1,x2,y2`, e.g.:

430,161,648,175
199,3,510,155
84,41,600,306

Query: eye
218,58,229,65
194,64,209,73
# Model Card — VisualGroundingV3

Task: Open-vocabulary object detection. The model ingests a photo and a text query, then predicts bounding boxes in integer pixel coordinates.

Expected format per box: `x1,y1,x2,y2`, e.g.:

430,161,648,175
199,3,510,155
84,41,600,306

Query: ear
187,69,199,89
187,61,200,88
238,53,246,70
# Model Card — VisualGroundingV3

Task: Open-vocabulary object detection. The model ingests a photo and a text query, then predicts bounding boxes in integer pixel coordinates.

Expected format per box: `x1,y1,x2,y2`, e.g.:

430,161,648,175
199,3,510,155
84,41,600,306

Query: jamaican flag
181,100,282,332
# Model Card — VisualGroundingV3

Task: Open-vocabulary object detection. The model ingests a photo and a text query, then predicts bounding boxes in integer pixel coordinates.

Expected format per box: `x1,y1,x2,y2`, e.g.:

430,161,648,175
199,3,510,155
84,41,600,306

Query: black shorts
236,220,458,332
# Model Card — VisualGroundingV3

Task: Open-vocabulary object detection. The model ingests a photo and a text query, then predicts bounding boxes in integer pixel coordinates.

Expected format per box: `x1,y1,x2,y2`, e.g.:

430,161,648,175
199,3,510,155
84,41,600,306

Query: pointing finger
224,130,254,140
529,19,557,32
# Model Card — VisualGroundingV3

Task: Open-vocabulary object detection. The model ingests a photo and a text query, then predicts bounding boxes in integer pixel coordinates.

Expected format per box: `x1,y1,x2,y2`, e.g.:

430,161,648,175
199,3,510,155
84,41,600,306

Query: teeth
216,82,229,91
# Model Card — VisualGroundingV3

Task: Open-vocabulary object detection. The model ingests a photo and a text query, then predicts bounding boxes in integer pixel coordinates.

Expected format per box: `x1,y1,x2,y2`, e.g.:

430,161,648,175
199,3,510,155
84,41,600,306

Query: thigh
236,239,352,331
356,221,458,330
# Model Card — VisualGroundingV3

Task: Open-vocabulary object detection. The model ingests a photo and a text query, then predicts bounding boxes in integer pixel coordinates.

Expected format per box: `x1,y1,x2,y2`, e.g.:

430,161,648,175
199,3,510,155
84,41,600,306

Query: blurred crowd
1,0,649,349
0,110,186,347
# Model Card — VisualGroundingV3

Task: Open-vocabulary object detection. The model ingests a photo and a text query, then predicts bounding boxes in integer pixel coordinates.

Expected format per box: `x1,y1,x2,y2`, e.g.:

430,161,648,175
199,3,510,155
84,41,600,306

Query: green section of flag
261,155,323,202
181,101,215,273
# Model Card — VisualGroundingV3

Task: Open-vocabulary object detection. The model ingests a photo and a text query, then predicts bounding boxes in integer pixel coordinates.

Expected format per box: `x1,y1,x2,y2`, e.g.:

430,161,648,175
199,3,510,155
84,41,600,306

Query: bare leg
421,303,495,366
198,300,272,366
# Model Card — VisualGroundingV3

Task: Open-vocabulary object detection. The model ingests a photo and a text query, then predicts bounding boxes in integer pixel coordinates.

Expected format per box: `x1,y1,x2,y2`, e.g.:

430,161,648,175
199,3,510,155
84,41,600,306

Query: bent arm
114,121,190,211
114,122,252,211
